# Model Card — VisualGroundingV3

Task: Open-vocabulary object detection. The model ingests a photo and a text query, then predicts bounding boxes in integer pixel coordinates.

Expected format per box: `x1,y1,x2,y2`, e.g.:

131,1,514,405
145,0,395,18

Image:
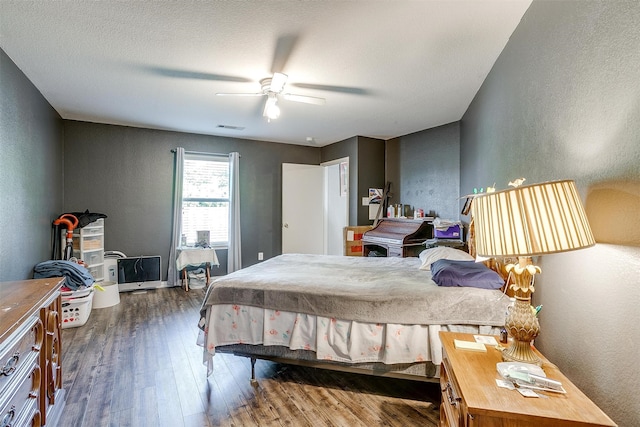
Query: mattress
198,254,509,376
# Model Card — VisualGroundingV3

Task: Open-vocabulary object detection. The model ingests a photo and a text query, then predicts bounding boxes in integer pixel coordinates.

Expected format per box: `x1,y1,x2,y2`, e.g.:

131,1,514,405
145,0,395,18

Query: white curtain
167,147,184,286
228,152,242,273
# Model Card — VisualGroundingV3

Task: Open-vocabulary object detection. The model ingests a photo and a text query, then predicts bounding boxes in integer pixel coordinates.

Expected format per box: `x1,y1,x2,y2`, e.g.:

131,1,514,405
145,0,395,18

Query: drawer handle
1,406,15,427
445,382,461,406
1,352,19,376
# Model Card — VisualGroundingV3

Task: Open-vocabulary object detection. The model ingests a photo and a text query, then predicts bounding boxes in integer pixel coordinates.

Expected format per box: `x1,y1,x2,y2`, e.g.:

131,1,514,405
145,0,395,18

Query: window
181,154,229,247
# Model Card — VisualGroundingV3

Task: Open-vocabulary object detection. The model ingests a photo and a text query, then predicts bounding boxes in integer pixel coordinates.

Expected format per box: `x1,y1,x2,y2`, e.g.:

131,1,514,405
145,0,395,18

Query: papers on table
454,339,487,352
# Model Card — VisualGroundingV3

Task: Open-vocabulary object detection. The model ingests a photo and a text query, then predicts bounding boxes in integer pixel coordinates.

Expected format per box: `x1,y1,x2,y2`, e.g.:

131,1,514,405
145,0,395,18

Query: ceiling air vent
217,125,245,131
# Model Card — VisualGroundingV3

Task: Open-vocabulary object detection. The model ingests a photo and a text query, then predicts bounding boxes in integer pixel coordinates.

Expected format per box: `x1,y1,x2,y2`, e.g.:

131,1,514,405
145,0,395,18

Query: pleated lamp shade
472,180,595,258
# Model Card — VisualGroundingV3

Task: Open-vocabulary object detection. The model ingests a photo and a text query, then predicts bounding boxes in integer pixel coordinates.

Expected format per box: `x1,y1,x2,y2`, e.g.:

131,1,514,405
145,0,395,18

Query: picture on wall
369,188,383,204
340,162,348,196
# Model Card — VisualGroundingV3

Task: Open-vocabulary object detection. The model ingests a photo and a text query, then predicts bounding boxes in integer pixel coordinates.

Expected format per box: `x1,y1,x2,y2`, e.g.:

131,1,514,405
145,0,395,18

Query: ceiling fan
216,72,326,120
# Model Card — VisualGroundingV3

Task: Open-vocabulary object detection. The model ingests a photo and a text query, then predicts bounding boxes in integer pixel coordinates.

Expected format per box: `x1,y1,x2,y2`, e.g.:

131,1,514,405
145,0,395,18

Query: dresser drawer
0,316,43,395
440,358,463,427
12,397,41,427
1,278,65,427
0,359,41,427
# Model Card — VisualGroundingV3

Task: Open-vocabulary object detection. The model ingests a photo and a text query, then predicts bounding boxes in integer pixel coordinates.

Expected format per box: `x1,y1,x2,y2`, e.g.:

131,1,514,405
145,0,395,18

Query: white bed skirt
197,303,499,376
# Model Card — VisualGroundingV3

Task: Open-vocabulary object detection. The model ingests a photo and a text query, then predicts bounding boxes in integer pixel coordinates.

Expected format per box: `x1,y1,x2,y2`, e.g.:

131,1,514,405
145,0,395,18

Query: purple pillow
431,259,504,289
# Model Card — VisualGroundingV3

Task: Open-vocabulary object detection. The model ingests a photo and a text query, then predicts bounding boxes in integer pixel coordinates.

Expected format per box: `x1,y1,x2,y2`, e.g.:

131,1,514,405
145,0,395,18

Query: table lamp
472,179,595,365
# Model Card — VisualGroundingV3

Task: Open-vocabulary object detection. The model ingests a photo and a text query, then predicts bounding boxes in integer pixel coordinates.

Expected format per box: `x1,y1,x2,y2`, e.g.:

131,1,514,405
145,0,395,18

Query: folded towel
433,217,461,230
33,260,95,290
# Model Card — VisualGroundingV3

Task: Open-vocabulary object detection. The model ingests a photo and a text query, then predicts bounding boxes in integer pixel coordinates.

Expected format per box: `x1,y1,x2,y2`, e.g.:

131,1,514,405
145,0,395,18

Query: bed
198,247,511,382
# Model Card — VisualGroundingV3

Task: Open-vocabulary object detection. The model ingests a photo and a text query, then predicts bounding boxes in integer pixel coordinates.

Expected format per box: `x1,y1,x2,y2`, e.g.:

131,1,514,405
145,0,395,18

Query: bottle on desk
387,205,395,218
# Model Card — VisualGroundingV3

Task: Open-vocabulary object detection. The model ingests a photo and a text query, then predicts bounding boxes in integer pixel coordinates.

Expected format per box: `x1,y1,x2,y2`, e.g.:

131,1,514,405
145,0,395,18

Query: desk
176,247,219,291
362,218,432,257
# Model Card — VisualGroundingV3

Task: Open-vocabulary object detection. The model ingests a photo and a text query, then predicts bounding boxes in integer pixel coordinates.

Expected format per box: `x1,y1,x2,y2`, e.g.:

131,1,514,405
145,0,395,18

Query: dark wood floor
60,287,442,427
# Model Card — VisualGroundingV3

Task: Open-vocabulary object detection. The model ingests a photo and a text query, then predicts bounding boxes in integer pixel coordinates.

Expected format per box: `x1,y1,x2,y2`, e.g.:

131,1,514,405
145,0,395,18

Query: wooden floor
60,287,442,427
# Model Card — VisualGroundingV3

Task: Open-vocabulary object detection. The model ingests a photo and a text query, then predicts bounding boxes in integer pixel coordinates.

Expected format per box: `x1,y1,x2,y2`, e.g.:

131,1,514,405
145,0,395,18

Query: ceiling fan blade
216,92,265,97
270,34,299,74
291,82,369,95
282,93,326,105
270,73,288,93
146,66,251,83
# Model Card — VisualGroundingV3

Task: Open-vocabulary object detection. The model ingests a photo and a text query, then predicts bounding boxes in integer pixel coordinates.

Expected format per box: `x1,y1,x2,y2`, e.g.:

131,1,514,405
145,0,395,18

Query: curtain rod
170,149,239,157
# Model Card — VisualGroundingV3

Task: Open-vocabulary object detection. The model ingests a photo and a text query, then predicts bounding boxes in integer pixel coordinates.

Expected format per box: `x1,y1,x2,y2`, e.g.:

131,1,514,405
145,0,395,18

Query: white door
282,163,324,254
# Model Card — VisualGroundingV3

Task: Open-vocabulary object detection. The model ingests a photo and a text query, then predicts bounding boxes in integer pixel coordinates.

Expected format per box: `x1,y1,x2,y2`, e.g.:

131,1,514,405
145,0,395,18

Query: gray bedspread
201,254,510,326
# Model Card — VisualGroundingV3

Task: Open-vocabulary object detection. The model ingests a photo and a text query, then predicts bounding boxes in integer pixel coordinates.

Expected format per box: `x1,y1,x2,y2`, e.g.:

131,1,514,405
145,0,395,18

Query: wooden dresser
0,278,65,427
362,218,433,257
439,331,616,427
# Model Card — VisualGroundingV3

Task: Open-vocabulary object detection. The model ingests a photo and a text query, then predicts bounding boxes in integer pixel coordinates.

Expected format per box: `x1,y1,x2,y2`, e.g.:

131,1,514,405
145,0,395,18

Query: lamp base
502,279,541,366
502,339,542,366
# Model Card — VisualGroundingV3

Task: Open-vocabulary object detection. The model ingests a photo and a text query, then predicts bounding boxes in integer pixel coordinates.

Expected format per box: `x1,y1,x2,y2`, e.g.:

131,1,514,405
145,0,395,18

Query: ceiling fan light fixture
264,93,280,120
266,103,280,120
217,72,325,119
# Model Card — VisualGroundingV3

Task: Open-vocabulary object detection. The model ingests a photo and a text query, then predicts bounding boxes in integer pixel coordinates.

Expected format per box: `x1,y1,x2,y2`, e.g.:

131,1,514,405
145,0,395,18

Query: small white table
176,247,219,291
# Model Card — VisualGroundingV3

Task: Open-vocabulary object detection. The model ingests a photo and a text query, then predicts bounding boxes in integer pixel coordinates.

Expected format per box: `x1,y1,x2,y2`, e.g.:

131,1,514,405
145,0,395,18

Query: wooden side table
439,331,616,427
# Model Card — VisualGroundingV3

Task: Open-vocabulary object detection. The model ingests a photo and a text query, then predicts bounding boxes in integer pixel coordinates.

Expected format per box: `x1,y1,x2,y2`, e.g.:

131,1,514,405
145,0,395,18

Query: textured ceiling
0,0,531,146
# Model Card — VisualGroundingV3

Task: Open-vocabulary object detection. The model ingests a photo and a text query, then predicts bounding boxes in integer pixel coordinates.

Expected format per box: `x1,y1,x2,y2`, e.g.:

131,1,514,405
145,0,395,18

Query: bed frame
216,344,439,383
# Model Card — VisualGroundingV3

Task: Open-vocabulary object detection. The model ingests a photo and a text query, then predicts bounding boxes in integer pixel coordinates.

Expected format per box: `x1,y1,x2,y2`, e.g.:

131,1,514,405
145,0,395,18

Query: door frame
281,159,349,255
321,157,349,255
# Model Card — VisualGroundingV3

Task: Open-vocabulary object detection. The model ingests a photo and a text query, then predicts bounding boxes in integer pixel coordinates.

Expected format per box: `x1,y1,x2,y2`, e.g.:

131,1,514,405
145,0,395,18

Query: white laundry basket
61,287,94,328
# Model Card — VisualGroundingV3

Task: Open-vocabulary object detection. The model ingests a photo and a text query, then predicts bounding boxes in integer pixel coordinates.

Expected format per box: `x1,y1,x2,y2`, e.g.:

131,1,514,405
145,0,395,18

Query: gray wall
356,136,386,225
386,122,460,221
63,121,320,277
0,41,382,282
461,2,640,426
0,49,64,281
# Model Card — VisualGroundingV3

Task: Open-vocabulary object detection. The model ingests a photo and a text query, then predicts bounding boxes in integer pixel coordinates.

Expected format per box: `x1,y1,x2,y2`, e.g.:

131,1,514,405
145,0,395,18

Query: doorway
282,159,349,255
322,158,349,255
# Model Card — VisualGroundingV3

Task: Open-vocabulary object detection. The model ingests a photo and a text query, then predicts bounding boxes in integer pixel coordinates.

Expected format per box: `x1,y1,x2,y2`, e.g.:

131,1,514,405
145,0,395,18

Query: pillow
431,259,504,289
418,246,474,271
